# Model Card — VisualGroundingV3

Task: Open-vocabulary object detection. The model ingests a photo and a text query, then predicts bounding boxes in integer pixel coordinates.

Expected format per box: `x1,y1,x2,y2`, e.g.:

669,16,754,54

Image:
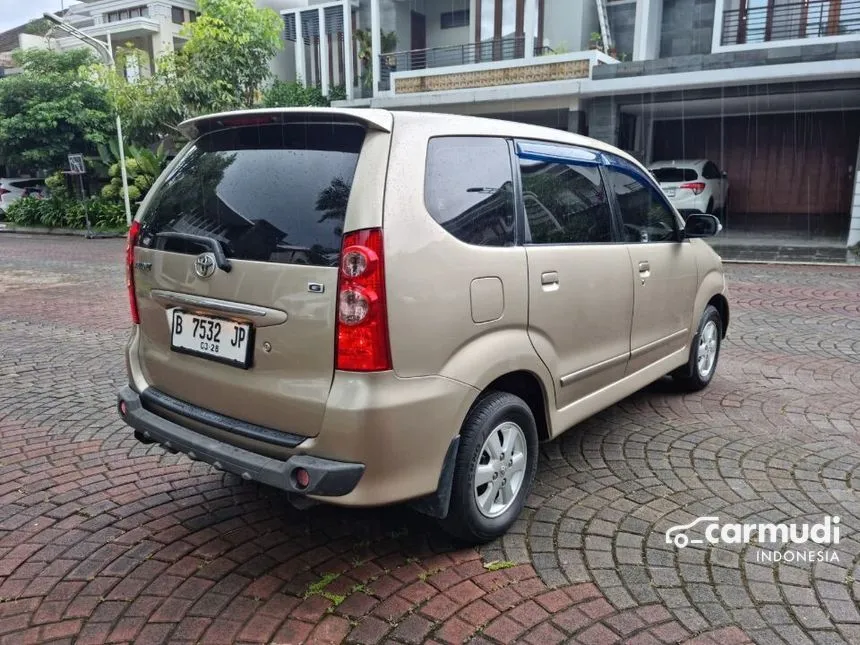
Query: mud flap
409,436,460,520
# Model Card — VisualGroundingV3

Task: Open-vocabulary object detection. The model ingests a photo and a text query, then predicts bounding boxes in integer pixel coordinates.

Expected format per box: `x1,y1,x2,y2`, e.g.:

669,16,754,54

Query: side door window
604,162,679,243
517,142,615,245
424,137,515,246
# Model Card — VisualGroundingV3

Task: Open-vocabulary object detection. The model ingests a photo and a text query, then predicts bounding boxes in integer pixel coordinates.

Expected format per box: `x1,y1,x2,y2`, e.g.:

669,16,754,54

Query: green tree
103,0,283,146
178,0,283,109
100,43,184,146
0,49,113,169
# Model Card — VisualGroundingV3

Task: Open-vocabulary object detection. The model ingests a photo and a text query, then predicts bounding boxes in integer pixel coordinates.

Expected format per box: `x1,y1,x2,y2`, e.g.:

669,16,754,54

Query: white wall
255,0,313,10
269,40,297,81
543,0,593,52
849,139,860,247
425,0,471,49
395,1,413,51
17,34,50,50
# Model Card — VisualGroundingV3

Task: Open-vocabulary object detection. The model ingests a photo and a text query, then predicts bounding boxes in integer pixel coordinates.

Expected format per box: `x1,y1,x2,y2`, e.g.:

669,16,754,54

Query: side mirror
684,213,722,238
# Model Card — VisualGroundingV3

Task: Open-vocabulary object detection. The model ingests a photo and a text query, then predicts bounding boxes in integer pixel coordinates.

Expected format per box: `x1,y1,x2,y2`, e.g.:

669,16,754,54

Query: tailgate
131,117,370,439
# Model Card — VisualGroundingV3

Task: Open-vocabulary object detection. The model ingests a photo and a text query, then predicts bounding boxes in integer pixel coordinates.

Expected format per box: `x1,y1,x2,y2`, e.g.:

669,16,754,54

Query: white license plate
169,309,253,368
664,188,676,197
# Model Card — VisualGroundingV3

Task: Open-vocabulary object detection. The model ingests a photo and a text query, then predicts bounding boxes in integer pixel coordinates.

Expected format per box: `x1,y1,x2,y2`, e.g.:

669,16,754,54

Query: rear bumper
118,386,365,497
669,193,709,214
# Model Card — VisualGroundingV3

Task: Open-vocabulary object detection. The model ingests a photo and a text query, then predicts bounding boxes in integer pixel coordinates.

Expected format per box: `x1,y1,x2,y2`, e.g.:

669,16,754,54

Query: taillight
0,187,9,195
680,182,706,195
335,228,391,371
126,221,141,324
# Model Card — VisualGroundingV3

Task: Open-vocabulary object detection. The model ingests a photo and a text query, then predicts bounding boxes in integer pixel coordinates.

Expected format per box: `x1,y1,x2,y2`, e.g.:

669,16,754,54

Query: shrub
86,197,126,229
4,195,125,230
4,196,43,226
262,79,330,107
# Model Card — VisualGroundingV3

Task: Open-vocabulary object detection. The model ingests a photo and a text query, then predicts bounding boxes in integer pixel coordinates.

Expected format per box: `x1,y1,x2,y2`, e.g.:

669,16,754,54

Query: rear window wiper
155,232,232,272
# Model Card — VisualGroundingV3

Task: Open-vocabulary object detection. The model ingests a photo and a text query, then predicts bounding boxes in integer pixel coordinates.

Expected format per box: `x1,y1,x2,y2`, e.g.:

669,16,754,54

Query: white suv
649,160,729,221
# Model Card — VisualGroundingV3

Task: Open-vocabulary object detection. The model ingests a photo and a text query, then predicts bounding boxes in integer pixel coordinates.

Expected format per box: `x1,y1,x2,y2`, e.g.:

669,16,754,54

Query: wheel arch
708,293,729,338
480,370,552,442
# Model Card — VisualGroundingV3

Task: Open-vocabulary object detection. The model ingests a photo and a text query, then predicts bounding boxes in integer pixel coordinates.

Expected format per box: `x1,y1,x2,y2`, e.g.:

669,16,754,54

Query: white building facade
275,0,860,246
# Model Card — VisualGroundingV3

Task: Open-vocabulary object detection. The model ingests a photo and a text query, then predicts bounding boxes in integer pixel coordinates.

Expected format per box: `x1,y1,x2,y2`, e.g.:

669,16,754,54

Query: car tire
440,391,539,543
673,305,722,392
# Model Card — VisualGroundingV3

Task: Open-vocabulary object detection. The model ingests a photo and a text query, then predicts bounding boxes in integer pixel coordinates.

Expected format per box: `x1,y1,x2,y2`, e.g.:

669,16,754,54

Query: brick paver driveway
1,234,859,645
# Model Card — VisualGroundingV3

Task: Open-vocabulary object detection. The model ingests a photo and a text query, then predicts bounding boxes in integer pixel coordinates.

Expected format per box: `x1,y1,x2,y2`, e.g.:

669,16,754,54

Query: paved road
1,234,858,645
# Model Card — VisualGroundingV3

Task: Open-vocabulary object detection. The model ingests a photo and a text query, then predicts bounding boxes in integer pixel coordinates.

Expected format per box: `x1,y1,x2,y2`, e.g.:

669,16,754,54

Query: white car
648,160,729,220
0,178,47,215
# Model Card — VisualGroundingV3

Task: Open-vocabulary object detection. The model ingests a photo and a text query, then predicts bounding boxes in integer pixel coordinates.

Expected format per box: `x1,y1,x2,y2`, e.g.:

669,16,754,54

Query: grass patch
483,560,517,572
304,572,340,598
321,591,346,606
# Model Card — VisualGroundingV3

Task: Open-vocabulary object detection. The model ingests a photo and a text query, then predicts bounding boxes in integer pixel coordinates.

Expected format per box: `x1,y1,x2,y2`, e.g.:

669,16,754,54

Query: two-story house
53,0,199,76
276,0,860,249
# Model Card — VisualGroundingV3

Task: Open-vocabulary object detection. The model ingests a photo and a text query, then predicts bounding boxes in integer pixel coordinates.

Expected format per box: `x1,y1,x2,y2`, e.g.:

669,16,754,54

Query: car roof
177,107,643,170
389,110,640,164
649,160,709,169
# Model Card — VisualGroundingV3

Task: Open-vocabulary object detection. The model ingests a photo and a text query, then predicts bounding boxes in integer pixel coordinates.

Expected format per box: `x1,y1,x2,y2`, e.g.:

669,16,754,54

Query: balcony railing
721,0,860,45
379,36,553,91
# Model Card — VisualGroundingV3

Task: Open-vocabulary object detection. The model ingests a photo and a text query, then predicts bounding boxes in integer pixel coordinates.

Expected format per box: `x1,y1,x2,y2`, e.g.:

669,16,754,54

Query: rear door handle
541,271,559,286
638,261,651,284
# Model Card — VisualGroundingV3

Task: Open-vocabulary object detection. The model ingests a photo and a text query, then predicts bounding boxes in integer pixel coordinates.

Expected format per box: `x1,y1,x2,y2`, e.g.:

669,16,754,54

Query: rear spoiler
178,107,393,140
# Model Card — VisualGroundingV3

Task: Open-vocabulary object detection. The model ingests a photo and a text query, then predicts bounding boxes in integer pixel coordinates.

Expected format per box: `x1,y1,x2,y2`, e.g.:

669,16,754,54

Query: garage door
652,111,860,236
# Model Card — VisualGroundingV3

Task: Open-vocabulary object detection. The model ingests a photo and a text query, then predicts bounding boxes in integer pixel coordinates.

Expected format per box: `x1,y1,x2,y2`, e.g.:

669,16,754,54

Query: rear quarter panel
381,120,547,395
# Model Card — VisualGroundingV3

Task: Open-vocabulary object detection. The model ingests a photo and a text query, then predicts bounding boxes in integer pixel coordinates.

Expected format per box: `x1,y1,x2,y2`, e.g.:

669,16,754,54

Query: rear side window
702,162,720,179
651,167,698,183
138,123,365,267
424,137,515,246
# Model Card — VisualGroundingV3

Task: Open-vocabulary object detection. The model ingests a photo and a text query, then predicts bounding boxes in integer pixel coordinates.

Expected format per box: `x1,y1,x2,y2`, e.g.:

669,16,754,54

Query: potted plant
589,32,604,52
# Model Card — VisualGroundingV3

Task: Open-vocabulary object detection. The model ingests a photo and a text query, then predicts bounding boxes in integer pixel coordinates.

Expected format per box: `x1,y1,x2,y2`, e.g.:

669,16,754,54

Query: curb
0,224,126,238
722,259,860,268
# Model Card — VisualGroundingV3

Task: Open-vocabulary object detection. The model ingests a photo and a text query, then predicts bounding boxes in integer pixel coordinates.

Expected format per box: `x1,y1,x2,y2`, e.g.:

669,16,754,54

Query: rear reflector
335,229,391,372
294,468,310,489
126,221,141,324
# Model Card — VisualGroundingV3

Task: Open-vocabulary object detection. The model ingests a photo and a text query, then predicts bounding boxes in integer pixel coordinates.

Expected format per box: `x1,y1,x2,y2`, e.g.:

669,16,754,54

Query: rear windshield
138,123,365,267
650,167,698,183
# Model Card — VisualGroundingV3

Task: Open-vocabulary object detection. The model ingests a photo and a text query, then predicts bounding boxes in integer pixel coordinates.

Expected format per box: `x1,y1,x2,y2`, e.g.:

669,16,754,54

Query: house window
106,6,147,22
172,7,185,24
475,0,544,60
441,10,470,29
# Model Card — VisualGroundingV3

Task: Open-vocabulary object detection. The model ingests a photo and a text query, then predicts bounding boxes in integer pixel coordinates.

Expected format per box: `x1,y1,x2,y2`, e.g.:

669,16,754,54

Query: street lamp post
43,12,133,227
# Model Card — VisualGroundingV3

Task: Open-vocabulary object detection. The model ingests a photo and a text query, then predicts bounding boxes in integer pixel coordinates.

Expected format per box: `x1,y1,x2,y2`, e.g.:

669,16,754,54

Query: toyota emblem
194,252,217,279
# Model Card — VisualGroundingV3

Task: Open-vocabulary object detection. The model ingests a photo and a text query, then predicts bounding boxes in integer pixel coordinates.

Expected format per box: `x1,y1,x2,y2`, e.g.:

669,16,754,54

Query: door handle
638,261,650,284
541,271,559,286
